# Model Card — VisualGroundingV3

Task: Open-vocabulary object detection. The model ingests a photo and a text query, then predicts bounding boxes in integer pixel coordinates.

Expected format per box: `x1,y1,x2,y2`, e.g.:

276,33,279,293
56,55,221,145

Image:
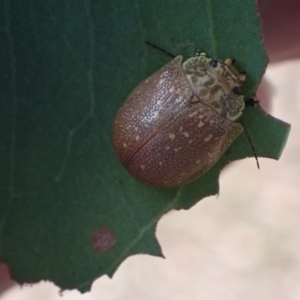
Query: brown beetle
113,52,247,187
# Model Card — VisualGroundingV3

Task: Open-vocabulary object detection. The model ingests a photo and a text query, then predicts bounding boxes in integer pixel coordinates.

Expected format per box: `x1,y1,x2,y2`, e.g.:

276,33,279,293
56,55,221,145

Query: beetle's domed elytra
113,52,247,187
113,56,193,165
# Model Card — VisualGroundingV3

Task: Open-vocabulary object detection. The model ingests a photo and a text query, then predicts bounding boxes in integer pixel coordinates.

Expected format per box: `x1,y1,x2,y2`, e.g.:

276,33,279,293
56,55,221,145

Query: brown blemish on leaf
92,226,116,252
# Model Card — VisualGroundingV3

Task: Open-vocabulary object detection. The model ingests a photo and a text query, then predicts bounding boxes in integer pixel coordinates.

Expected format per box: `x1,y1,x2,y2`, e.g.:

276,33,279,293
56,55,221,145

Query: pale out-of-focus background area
1,59,300,300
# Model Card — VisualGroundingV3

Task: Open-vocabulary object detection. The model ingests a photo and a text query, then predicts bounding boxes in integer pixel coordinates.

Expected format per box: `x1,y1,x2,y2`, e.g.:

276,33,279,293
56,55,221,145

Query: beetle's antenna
241,120,260,169
145,41,176,59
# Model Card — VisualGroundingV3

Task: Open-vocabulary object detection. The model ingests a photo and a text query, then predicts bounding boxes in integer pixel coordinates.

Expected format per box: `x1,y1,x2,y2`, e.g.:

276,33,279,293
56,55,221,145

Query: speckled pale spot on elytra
153,111,160,120
140,165,145,170
204,134,213,142
165,145,170,150
168,133,176,140
157,100,162,106
188,111,198,118
183,87,188,94
169,86,175,93
157,78,165,87
179,126,183,132
182,132,189,138
134,127,138,131
123,143,127,148
198,120,205,128
188,139,193,144
175,95,184,103
174,148,178,153
159,161,163,166
135,135,140,141
175,88,182,94
196,159,201,164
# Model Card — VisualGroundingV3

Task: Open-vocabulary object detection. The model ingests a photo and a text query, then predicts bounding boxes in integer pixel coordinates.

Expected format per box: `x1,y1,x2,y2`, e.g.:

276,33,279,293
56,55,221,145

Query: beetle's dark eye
232,86,242,95
210,60,218,68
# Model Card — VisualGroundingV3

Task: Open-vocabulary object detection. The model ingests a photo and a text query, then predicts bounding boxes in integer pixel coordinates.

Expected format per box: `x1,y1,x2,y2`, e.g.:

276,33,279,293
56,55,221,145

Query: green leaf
0,0,290,292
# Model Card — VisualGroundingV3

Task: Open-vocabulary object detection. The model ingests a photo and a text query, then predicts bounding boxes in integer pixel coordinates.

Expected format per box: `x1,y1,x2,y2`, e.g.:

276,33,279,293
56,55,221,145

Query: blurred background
1,52,300,300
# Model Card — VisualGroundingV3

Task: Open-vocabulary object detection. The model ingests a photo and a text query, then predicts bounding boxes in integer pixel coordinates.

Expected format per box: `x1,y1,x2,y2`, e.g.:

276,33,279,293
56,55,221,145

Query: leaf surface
0,0,290,291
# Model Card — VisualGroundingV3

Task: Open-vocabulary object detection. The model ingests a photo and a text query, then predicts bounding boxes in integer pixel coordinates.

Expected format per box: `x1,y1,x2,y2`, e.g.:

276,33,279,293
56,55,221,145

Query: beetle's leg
245,97,259,107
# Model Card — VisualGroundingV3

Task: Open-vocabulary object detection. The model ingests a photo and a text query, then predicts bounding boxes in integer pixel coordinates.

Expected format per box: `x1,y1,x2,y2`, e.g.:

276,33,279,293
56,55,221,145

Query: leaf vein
205,0,217,57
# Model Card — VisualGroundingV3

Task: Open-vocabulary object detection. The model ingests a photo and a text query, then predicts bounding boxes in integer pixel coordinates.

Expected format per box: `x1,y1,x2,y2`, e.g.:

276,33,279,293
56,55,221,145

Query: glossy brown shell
113,54,245,187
